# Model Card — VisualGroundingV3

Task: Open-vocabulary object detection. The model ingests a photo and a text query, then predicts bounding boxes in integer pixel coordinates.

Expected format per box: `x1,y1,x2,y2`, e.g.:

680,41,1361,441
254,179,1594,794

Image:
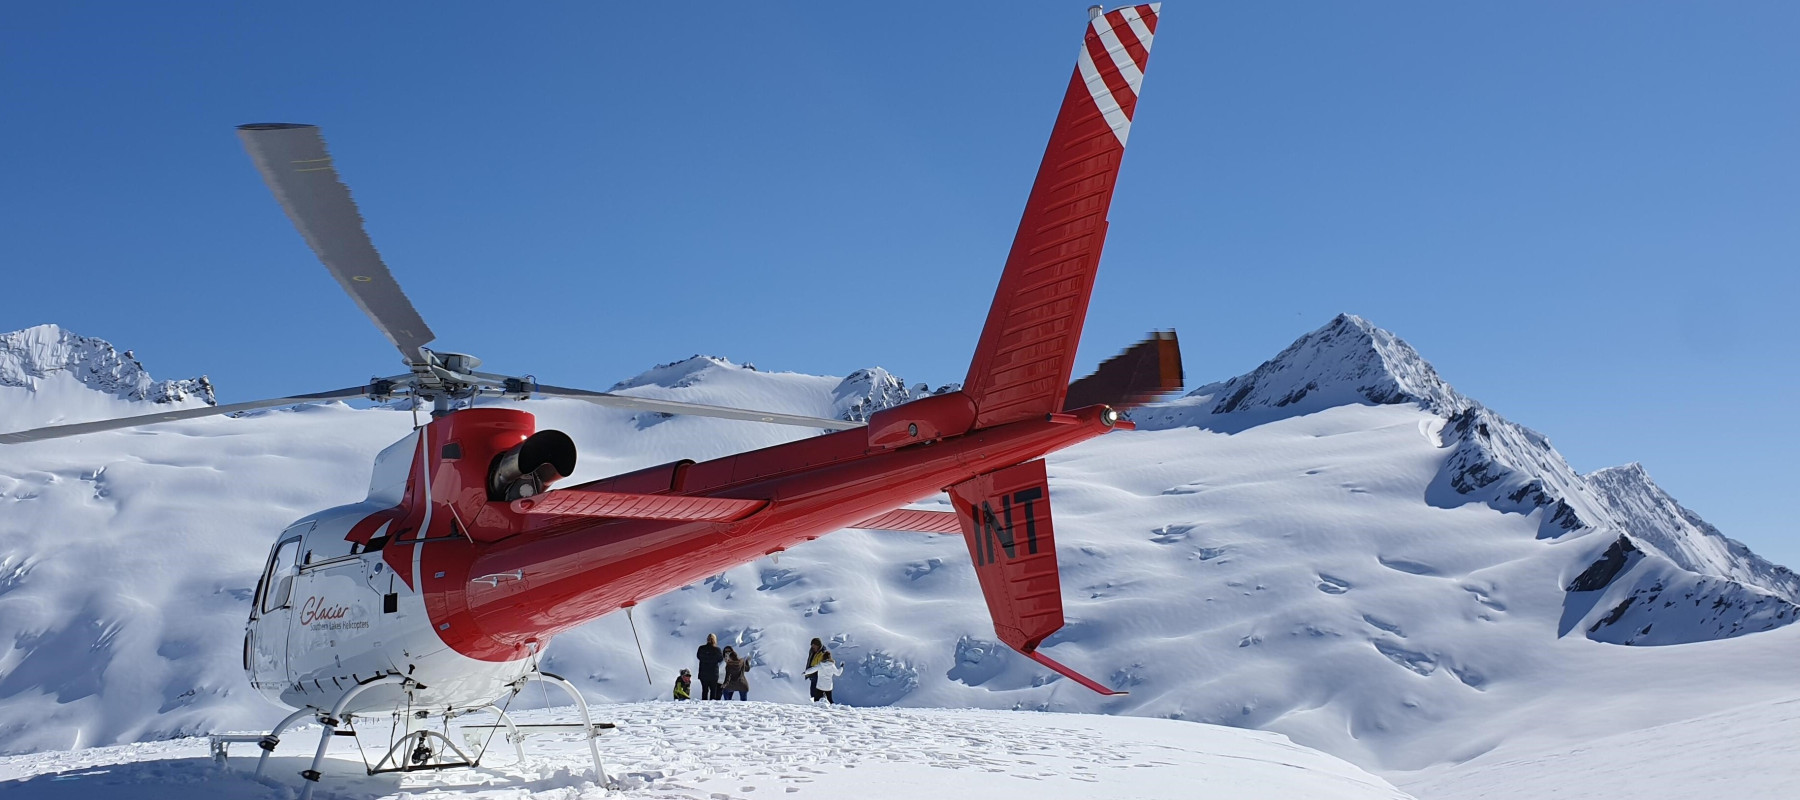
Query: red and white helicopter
2,4,1173,795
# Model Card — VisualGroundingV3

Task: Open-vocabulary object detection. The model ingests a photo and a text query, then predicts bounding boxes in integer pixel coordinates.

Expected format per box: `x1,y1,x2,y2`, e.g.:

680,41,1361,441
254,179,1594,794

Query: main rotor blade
238,123,436,363
0,386,372,445
533,384,863,430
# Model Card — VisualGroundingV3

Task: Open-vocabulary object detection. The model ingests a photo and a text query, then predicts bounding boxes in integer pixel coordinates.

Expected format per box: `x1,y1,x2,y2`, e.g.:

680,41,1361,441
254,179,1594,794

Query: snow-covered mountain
0,318,1794,796
1586,462,1800,603
1138,313,1798,646
0,324,212,409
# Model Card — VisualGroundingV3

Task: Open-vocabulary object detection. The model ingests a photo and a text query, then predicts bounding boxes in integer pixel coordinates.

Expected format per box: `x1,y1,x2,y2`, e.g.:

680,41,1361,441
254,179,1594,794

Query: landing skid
210,671,614,799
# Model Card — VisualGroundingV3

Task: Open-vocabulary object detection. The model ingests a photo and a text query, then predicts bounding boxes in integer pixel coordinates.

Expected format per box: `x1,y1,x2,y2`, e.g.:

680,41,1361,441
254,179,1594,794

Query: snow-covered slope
1400,692,1800,800
0,324,213,436
0,319,1794,798
0,702,1413,800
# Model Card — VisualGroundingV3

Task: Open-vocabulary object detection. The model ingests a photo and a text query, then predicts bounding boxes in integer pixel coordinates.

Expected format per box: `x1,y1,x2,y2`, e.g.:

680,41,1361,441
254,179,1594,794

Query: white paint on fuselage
244,429,533,716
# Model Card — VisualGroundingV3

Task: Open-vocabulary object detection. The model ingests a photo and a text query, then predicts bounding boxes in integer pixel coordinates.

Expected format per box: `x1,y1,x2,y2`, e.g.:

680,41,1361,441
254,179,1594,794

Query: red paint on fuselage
371,400,1120,662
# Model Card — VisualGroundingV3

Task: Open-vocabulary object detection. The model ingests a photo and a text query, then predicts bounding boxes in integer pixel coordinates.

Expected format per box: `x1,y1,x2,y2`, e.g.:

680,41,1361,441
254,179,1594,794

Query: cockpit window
261,537,302,614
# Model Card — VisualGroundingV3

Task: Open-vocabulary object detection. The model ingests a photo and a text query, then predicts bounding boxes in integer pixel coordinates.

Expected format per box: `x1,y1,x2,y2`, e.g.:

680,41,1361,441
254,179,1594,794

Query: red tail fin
950,459,1124,695
963,4,1162,429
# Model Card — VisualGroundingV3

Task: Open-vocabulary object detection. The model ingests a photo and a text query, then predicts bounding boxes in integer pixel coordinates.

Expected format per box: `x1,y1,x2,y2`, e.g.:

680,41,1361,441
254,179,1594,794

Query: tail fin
950,459,1124,695
963,4,1162,430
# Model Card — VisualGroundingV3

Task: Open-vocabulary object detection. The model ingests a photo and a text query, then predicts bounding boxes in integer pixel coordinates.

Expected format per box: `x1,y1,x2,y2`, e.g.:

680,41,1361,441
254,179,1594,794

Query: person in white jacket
803,650,845,704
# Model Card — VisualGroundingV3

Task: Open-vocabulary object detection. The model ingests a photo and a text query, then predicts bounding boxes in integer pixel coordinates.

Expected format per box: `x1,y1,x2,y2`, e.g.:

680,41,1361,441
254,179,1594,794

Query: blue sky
3,3,1795,565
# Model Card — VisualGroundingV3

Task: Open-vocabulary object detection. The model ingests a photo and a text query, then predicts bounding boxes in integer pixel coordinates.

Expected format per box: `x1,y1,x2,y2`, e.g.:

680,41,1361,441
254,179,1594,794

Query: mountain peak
608,355,755,392
1186,314,1471,418
0,324,214,405
1585,462,1799,603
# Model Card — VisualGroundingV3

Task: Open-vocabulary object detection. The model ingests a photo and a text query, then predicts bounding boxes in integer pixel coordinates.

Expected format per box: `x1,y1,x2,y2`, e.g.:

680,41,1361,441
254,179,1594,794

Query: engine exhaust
488,429,577,501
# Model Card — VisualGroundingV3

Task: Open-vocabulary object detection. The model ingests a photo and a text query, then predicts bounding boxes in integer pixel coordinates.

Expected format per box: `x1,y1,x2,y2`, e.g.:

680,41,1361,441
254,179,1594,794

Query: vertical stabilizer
962,4,1162,429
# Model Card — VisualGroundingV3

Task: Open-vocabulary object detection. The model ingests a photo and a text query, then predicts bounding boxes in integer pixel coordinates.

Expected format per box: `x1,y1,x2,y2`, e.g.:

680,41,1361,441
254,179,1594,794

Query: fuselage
246,399,1121,714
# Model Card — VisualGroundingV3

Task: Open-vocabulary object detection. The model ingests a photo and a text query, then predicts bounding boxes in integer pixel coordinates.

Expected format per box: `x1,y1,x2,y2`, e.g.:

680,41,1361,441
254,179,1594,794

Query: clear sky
3,3,1795,566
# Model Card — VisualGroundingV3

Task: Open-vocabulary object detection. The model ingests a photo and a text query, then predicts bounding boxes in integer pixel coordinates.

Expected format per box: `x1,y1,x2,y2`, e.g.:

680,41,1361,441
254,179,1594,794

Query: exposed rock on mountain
1186,314,1470,418
0,324,213,406
1137,313,1797,646
1586,463,1800,604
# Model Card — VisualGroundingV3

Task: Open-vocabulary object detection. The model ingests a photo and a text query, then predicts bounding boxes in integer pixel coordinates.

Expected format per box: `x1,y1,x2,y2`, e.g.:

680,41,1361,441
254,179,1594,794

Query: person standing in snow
722,646,750,701
805,638,826,701
804,650,844,704
673,669,693,700
695,634,725,700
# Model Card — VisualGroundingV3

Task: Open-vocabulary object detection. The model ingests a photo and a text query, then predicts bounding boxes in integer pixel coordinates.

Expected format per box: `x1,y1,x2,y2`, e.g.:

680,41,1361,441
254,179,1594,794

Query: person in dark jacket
721,646,750,700
673,669,693,700
805,638,825,701
695,634,725,700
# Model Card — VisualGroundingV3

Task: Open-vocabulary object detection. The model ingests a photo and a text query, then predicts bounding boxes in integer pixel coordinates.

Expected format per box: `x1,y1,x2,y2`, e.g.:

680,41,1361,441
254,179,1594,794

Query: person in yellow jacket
805,638,826,701
673,668,693,700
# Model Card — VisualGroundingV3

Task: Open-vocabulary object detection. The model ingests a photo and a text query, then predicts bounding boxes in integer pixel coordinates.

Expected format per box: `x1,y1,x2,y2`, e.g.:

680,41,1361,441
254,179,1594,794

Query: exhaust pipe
488,429,577,501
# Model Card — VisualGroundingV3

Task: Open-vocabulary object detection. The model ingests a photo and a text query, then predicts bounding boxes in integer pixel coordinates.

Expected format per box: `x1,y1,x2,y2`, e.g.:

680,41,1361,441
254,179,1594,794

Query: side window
261,537,302,614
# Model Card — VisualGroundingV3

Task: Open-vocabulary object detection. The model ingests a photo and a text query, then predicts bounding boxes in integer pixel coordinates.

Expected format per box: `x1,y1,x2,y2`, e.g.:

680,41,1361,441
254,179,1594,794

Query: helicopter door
287,557,380,682
249,534,304,684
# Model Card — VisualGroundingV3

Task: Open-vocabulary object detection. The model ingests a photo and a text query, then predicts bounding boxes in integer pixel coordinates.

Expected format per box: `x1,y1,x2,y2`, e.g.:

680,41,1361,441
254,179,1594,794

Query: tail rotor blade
1063,329,1183,411
533,384,863,430
238,123,436,363
0,385,375,445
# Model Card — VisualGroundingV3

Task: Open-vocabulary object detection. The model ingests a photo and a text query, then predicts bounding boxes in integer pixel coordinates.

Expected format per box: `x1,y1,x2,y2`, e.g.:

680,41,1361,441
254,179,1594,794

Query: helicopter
0,4,1172,796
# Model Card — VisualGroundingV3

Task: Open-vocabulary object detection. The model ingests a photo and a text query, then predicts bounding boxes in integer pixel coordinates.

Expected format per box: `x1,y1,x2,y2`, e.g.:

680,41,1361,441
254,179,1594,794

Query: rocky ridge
0,324,213,406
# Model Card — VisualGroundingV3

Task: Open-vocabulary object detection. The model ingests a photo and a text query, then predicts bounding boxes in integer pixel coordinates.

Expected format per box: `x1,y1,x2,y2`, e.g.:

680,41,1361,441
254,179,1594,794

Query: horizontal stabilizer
950,459,1121,695
850,508,962,534
512,490,765,522
1063,330,1183,411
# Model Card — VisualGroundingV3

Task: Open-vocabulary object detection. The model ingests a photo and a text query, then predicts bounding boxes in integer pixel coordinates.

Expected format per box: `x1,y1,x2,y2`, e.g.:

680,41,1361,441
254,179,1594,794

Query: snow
1400,692,1800,800
0,702,1411,799
1586,462,1800,602
1,315,1796,799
